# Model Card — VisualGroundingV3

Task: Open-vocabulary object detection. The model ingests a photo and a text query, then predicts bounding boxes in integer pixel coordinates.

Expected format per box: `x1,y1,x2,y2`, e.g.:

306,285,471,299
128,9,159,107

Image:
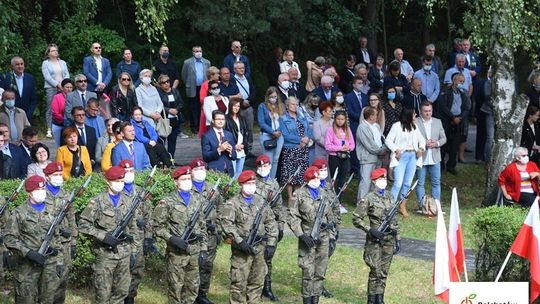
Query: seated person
130,106,173,168
499,146,540,207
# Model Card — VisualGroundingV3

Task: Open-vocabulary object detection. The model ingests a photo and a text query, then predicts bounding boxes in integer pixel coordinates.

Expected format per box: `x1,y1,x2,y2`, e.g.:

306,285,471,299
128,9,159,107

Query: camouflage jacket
46,186,77,246
320,181,341,227
352,191,400,241
256,176,286,231
193,181,221,235
289,186,335,238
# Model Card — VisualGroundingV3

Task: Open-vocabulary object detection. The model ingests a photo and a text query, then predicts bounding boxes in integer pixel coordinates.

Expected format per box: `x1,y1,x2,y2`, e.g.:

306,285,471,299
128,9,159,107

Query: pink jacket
51,92,66,125
324,126,355,156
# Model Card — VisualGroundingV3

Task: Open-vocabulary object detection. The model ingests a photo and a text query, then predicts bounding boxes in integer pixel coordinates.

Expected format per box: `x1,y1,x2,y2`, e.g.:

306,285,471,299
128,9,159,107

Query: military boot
367,294,377,304
399,200,409,217
303,297,312,304
195,291,214,304
312,295,320,304
124,297,135,304
376,294,385,304
321,286,334,298
262,278,279,301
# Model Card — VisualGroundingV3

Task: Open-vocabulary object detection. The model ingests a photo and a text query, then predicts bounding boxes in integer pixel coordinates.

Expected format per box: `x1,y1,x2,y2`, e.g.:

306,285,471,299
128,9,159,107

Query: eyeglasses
89,108,99,112
94,46,102,49
121,78,131,81
76,80,87,83
210,86,219,89
160,81,170,84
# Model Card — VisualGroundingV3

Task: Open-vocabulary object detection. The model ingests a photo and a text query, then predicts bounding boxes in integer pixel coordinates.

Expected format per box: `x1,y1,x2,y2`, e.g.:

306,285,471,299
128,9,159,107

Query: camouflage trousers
199,232,219,294
264,241,279,282
14,254,63,304
127,248,145,298
363,238,395,295
298,236,329,298
93,253,131,304
54,242,73,304
229,247,267,304
167,250,199,304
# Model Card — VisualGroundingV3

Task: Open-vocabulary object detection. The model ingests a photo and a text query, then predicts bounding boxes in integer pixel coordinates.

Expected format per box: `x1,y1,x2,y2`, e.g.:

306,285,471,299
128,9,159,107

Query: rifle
330,173,354,209
0,179,25,218
144,166,157,187
203,178,225,219
181,181,221,247
38,176,92,255
375,180,418,238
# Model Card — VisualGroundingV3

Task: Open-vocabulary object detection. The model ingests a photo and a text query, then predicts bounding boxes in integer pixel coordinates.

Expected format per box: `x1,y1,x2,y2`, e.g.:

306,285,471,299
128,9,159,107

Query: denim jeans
232,155,246,179
52,124,63,148
391,151,417,201
415,162,441,208
260,133,284,179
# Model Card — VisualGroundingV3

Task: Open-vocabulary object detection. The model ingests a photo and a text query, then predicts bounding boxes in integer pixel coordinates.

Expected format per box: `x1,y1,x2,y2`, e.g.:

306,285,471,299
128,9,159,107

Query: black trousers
328,154,351,196
188,86,201,133
144,142,173,168
443,121,465,170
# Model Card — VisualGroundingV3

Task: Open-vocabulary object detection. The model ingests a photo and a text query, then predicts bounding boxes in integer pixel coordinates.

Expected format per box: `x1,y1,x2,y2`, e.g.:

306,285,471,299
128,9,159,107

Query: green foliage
133,0,178,43
471,206,530,282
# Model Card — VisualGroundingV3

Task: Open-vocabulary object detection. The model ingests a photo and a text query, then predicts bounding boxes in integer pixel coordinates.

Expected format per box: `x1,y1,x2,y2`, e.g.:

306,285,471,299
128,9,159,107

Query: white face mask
269,97,278,104
141,76,152,85
375,179,387,190
519,156,529,165
257,167,271,178
280,81,290,90
192,170,206,182
211,88,221,96
49,175,64,187
318,169,328,180
110,181,125,193
32,189,47,203
193,51,203,59
123,172,135,184
308,179,321,189
178,180,193,192
243,184,256,196
336,96,344,104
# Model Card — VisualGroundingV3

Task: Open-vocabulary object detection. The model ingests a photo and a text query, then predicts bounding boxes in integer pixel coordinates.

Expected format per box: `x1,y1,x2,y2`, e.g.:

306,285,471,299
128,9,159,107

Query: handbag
336,151,350,159
263,138,277,150
155,110,172,137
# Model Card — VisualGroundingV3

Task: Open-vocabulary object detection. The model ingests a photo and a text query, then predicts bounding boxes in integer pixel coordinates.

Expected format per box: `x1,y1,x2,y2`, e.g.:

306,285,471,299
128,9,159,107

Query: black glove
118,232,134,243
59,228,71,238
168,236,188,251
102,233,120,248
199,250,208,265
206,220,216,233
136,218,146,229
254,235,269,243
320,222,335,231
369,228,385,241
394,240,401,255
45,247,59,257
26,250,45,266
277,230,284,242
387,228,398,237
187,233,204,243
329,239,337,257
299,234,315,249
237,240,254,255
335,229,340,241
264,245,276,260
130,254,136,271
143,238,160,256
71,245,77,259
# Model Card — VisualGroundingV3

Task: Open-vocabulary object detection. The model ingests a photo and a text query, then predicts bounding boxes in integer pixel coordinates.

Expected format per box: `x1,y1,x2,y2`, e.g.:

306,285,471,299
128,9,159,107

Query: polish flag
510,198,540,303
433,200,459,303
448,188,466,276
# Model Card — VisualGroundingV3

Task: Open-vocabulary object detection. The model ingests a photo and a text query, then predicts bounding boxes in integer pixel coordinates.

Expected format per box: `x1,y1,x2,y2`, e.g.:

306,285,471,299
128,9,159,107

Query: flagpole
494,251,513,282
463,259,469,282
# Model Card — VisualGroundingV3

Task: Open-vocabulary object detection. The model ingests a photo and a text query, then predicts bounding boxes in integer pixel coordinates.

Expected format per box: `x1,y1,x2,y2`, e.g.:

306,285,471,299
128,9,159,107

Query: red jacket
498,161,540,202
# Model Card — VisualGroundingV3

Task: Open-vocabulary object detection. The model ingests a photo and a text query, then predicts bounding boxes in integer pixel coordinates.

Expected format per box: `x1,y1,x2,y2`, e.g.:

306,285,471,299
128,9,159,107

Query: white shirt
94,56,103,83
279,61,302,79
421,118,435,165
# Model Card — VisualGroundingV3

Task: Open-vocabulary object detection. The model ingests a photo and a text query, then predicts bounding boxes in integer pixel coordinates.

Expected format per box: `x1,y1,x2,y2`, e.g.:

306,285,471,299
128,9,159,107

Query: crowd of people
0,35,539,304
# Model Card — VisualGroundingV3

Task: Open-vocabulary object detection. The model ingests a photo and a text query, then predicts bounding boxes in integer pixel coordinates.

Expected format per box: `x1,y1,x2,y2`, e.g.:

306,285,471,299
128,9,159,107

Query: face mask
280,81,290,90
192,170,206,182
354,84,362,92
257,167,271,178
32,189,47,203
110,181,125,193
4,99,15,109
211,89,220,96
269,97,278,104
193,51,202,59
534,84,540,91
124,172,135,184
243,184,256,196
375,179,387,190
387,92,396,100
336,96,344,104
308,179,321,189
162,51,170,59
179,180,193,192
423,65,432,71
142,77,152,85
457,83,466,91
519,156,529,165
319,169,328,180
50,175,64,187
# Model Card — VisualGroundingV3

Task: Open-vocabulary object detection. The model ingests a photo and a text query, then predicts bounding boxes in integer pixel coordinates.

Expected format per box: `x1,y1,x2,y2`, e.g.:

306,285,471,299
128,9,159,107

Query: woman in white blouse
279,49,301,79
385,108,426,217
203,80,229,127
135,69,163,126
42,43,70,138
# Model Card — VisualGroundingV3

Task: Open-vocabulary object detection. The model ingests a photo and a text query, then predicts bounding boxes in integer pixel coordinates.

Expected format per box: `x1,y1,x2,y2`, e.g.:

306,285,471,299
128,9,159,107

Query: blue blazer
7,143,28,178
312,86,338,101
223,54,252,78
344,91,368,133
111,141,151,171
201,129,237,177
279,112,313,149
1,72,38,119
131,119,158,144
83,56,113,92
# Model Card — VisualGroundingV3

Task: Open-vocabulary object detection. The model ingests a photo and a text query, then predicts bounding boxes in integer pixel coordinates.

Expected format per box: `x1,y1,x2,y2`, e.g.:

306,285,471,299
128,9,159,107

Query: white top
136,85,163,123
94,56,103,83
279,61,302,79
203,95,229,126
421,118,435,165
385,121,426,168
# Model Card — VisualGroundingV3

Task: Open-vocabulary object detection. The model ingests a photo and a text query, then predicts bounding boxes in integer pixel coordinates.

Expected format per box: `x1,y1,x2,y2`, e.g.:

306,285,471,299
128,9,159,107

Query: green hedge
472,206,530,282
1,169,238,286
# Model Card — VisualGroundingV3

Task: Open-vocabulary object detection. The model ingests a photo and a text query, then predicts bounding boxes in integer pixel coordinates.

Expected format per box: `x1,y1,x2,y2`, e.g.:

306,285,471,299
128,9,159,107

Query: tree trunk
484,13,528,205
363,0,380,54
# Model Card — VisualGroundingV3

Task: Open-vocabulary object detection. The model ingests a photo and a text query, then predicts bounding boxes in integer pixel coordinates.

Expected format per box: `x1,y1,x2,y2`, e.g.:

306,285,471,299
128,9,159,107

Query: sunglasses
76,80,87,83
94,46,102,49
160,81,170,84
121,78,131,81
210,86,219,89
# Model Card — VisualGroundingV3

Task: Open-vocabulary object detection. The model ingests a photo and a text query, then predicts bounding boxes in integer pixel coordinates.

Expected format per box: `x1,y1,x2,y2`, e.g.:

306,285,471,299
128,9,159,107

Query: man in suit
223,41,252,78
18,126,39,177
1,56,38,119
0,89,31,141
402,78,428,116
63,106,98,165
288,68,307,102
312,76,338,102
83,42,113,93
276,73,292,102
351,36,375,68
345,77,368,175
112,121,151,171
233,61,256,156
416,101,446,212
0,123,26,178
201,110,237,177
64,74,97,126
182,46,211,135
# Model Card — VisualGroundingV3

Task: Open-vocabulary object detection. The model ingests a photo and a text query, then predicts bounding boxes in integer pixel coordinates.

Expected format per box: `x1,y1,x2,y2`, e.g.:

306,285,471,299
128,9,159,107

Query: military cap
189,157,206,169
172,166,191,179
370,168,387,180
303,166,320,182
25,175,46,192
43,162,63,175
105,166,126,181
238,170,256,183
255,155,271,167
118,159,134,169
311,159,328,169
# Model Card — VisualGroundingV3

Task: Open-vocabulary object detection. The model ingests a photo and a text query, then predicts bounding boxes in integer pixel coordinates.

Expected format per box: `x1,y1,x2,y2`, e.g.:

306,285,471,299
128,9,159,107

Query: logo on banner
460,293,475,304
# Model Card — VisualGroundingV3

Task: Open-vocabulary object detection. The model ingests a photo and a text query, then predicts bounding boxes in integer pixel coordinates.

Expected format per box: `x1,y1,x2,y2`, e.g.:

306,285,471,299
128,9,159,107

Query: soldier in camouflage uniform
312,159,341,298
219,170,278,304
352,168,401,304
189,158,220,304
254,154,285,302
289,166,335,304
152,166,208,304
42,162,78,304
4,175,63,304
79,166,142,304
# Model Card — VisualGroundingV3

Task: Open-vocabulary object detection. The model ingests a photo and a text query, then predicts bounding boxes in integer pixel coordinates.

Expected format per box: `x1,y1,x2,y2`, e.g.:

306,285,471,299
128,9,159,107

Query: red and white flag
448,188,466,276
434,200,459,303
510,198,540,303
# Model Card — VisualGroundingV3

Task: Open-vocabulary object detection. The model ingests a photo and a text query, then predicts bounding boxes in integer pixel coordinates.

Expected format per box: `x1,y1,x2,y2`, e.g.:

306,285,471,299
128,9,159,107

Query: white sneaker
339,204,348,214
46,129,53,138
179,132,189,139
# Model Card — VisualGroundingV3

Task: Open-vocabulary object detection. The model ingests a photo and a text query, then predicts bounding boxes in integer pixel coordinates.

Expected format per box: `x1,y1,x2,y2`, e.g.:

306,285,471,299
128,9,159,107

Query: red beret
189,158,206,169
25,175,46,192
311,159,327,169
43,162,63,175
105,166,126,181
370,168,387,180
172,166,191,179
238,170,256,183
118,159,134,169
303,166,320,182
256,155,271,167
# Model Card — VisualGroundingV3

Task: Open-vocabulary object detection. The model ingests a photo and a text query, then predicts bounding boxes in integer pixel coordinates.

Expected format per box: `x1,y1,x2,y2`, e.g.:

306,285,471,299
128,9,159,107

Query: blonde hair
333,110,351,140
265,87,285,116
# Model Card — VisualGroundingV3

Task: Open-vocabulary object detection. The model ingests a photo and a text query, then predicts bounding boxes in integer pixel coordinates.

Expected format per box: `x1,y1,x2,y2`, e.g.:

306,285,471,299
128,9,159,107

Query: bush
472,206,530,282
